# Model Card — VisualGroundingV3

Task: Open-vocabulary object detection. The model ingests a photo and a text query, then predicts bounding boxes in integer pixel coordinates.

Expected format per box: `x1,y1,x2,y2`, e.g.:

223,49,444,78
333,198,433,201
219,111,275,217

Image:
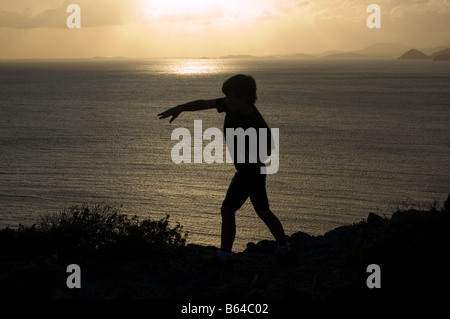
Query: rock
366,212,385,226
289,231,312,249
2,204,449,305
323,225,360,248
255,239,277,252
445,194,450,212
245,242,257,253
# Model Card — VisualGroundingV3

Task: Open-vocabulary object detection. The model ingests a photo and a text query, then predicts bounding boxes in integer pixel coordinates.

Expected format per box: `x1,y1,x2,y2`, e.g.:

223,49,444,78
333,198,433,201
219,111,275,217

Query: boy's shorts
222,167,270,212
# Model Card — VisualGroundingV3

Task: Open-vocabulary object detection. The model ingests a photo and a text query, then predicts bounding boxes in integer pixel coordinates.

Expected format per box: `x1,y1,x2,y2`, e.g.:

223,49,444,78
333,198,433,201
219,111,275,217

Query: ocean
1,58,449,251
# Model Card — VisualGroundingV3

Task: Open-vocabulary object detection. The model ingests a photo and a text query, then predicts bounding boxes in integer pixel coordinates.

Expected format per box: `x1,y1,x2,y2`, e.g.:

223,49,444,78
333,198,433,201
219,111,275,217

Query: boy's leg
249,173,288,247
219,171,249,254
220,206,237,253
255,209,287,247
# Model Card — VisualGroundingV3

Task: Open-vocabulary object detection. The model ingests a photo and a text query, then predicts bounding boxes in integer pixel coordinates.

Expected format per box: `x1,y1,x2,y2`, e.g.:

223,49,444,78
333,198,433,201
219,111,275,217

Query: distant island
2,41,449,61
398,49,430,60
91,56,130,60
214,42,450,61
431,48,450,61
219,54,259,59
433,54,450,61
398,47,450,61
321,52,366,59
272,53,315,59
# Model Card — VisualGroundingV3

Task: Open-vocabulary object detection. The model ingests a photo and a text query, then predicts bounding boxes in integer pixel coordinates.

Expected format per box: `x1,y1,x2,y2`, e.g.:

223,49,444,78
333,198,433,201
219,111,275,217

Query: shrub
1,204,187,259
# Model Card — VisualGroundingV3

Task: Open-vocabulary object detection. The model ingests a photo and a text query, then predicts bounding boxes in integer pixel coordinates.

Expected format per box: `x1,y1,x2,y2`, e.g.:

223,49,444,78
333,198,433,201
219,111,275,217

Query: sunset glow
140,0,269,21
166,60,220,75
0,0,448,59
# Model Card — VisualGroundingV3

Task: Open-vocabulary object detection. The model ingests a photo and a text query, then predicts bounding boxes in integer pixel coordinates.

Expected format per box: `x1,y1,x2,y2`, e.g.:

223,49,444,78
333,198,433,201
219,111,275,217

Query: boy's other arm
157,99,218,123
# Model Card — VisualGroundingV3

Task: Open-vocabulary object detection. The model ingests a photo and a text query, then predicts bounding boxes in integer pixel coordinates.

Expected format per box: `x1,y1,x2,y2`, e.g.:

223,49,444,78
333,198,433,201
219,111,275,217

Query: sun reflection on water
166,59,221,75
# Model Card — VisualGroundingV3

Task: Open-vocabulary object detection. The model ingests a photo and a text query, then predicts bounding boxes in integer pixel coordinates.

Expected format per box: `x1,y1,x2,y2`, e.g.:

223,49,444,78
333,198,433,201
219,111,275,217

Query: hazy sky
1,0,449,58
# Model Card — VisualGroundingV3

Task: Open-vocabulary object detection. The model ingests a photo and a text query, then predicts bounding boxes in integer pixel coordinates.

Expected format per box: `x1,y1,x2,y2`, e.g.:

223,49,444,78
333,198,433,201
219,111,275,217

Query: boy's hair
222,74,257,104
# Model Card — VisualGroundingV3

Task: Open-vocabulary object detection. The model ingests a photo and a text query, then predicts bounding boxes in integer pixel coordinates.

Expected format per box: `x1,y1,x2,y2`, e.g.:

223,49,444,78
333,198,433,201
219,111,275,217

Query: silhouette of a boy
158,74,292,265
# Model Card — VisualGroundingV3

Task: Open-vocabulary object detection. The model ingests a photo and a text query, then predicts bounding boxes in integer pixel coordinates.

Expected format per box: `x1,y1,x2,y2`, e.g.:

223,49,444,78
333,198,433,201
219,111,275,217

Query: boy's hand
158,106,181,123
158,100,215,123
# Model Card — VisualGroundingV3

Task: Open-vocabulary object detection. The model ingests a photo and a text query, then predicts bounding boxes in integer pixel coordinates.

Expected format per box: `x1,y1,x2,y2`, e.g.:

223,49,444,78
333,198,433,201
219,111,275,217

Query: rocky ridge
1,199,449,313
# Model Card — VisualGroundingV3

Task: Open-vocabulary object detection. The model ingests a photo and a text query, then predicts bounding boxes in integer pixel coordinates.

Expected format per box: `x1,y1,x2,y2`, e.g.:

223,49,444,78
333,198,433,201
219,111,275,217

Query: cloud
0,7,63,28
256,11,279,21
254,1,311,22
308,0,449,21
383,0,450,35
154,4,225,24
390,6,404,18
297,1,309,7
0,0,133,29
0,0,448,59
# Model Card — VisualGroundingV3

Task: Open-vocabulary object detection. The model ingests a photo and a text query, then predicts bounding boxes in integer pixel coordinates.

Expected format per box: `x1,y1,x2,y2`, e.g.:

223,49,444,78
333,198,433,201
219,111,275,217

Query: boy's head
222,74,257,105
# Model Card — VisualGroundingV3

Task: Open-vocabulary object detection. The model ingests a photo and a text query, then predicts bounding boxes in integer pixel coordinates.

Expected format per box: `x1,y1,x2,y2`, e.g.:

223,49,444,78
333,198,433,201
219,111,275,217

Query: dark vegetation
1,196,449,306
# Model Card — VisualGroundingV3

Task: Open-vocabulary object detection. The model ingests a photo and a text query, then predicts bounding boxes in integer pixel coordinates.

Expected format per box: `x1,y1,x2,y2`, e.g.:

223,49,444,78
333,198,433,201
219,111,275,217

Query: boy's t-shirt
215,98,272,171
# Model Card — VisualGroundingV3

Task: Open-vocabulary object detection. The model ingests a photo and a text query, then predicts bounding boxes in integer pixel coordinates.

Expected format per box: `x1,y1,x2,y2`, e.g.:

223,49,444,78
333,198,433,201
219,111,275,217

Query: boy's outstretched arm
158,99,217,123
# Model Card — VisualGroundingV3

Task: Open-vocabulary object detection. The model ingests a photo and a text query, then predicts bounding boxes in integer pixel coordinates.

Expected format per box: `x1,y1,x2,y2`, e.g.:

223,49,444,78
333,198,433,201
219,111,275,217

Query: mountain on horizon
430,48,450,61
421,45,450,55
430,48,450,58
317,42,410,59
219,54,258,59
398,49,430,60
322,52,366,59
274,52,316,59
282,41,448,59
358,42,411,57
